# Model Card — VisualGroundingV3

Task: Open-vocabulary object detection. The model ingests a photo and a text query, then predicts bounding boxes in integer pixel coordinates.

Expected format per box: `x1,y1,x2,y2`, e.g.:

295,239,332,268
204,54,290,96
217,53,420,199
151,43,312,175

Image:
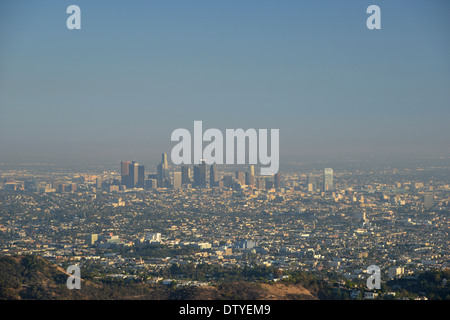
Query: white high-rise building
424,194,434,209
324,168,334,191
145,232,161,243
173,172,182,189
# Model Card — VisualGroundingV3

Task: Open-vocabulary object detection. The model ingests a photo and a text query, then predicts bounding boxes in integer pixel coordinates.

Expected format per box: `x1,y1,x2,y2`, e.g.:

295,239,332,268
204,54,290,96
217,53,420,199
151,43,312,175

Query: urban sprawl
1,155,449,299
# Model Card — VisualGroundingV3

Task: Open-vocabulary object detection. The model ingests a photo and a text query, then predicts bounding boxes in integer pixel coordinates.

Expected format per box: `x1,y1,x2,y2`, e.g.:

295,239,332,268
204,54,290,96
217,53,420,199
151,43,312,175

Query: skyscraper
193,165,201,187
324,168,334,192
274,172,281,189
121,161,131,186
210,164,217,187
96,177,102,189
138,165,145,188
181,165,191,185
162,152,168,168
201,159,207,187
424,194,434,209
194,160,207,188
307,174,316,192
235,171,245,185
266,178,274,190
245,172,255,187
200,159,207,187
249,165,255,176
247,165,255,187
157,153,170,187
173,172,182,189
129,161,139,187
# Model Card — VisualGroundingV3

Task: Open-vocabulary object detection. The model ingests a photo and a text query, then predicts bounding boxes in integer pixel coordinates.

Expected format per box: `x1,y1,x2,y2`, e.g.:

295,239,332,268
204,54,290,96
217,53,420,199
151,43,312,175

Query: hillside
259,283,317,300
0,255,160,300
0,255,319,300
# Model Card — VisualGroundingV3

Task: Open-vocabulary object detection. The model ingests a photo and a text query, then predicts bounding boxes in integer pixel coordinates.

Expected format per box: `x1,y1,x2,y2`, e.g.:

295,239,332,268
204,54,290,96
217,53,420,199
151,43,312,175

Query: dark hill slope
0,255,319,300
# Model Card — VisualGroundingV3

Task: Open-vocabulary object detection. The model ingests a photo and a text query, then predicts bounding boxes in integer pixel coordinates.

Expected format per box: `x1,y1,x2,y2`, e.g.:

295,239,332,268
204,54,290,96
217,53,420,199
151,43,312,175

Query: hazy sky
1,0,449,165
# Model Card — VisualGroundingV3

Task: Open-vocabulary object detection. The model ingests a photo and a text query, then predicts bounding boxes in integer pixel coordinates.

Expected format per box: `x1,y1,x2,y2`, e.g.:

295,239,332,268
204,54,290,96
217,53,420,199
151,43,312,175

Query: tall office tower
181,165,191,185
249,165,255,176
69,183,77,192
245,172,255,187
424,194,434,209
235,171,245,185
157,153,170,187
173,172,182,189
157,161,163,184
246,165,255,187
121,161,131,186
156,154,163,181
193,165,201,187
307,174,316,192
162,152,168,168
96,177,102,189
129,161,139,187
210,164,217,187
193,160,207,188
138,165,145,188
324,168,334,192
199,159,207,187
274,172,281,189
58,184,66,193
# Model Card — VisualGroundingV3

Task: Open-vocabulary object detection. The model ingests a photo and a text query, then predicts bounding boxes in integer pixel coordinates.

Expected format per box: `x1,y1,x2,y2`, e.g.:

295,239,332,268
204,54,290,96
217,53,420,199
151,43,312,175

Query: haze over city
1,0,450,164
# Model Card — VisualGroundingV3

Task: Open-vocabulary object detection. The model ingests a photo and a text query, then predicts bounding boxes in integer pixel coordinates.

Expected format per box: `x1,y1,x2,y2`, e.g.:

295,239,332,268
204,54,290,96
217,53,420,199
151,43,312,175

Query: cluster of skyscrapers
307,168,334,192
121,154,334,192
121,153,259,190
120,161,145,188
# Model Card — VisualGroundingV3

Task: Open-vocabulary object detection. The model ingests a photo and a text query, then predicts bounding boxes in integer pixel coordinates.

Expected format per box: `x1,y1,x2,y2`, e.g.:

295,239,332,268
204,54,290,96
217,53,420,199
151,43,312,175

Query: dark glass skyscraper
194,159,207,188
246,165,255,187
245,172,255,187
181,165,190,185
210,164,217,187
274,172,281,189
129,161,139,187
121,161,131,186
121,161,144,188
138,165,145,188
200,159,207,187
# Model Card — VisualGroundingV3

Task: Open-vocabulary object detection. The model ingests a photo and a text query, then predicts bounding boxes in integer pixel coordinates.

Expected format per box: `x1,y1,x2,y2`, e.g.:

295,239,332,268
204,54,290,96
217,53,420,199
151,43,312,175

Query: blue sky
1,1,449,165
